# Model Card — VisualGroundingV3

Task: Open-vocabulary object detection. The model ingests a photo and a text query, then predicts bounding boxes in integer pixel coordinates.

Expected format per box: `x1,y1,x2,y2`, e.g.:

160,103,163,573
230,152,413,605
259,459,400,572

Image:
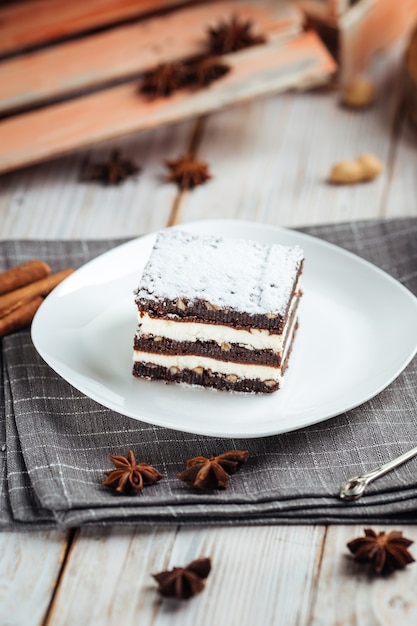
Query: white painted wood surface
0,39,416,626
0,529,69,625
311,525,417,626
48,525,325,626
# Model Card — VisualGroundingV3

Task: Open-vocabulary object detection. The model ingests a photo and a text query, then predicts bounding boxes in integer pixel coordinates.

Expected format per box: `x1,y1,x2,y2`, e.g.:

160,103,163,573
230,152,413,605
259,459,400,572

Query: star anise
347,528,415,574
177,449,249,490
103,449,163,494
82,150,139,185
186,56,231,88
140,61,187,97
206,15,266,55
153,557,211,599
165,153,212,190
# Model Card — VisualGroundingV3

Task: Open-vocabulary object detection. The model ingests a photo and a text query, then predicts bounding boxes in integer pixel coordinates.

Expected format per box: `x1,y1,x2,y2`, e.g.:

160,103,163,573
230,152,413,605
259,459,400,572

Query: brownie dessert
132,230,304,393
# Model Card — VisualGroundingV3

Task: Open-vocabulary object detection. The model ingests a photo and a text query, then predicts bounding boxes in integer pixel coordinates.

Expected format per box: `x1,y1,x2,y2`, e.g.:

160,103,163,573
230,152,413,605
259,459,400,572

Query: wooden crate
298,0,417,83
0,0,336,174
405,24,417,130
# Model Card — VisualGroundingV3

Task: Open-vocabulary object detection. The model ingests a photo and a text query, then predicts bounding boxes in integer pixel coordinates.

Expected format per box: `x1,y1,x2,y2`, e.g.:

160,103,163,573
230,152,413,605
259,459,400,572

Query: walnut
176,297,186,311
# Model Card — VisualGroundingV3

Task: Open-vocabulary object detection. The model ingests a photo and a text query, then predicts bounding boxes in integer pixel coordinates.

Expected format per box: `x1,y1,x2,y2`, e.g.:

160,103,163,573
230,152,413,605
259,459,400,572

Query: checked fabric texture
0,218,416,529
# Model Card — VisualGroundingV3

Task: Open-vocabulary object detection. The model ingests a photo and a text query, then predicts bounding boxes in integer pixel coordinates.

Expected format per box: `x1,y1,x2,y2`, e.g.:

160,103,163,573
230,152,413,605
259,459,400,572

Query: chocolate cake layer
132,362,280,393
132,322,298,394
134,230,304,332
134,293,300,367
136,268,302,333
134,336,282,366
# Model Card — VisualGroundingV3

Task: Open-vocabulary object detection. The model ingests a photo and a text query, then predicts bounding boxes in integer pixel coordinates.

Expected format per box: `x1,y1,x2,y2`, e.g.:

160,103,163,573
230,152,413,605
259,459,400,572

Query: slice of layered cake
132,230,303,393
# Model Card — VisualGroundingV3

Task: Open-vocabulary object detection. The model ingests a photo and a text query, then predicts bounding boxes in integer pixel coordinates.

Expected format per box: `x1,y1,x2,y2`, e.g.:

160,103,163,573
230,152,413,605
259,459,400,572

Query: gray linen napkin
1,219,416,529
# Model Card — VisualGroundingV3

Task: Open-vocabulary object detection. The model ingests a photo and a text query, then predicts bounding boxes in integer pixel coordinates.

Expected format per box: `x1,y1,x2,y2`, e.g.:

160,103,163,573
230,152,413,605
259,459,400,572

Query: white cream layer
137,289,300,353
133,351,283,383
133,306,299,383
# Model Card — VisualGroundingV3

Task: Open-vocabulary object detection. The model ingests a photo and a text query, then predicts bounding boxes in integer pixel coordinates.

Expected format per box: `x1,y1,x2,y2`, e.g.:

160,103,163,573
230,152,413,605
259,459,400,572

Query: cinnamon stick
0,259,51,296
0,296,44,337
0,268,74,311
0,298,30,320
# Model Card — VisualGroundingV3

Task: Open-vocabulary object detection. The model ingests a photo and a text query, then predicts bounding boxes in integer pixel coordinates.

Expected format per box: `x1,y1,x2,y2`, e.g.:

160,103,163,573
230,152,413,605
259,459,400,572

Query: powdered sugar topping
135,230,303,316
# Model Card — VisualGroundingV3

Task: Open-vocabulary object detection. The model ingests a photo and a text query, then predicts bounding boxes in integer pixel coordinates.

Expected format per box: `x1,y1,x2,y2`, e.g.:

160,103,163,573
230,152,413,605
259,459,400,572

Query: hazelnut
328,160,364,184
357,153,383,181
341,77,376,109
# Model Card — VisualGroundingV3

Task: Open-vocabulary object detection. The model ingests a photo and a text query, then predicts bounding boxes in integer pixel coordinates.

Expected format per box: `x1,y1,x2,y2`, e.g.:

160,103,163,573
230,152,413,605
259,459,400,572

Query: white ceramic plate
31,220,417,438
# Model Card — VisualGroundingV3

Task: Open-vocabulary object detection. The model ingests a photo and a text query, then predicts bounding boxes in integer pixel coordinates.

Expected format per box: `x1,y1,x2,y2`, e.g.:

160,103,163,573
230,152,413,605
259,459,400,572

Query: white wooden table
0,43,416,626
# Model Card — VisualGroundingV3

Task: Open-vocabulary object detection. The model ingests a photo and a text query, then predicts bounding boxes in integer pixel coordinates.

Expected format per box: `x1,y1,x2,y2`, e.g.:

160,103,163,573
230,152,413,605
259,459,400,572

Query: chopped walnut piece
175,297,186,311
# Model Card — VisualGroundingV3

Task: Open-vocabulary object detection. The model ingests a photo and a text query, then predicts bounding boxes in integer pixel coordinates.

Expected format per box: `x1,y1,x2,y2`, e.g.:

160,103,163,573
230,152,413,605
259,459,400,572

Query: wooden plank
382,118,417,219
404,24,417,131
0,118,195,239
46,526,177,625
339,0,417,84
0,529,69,626
0,0,195,57
0,0,302,114
297,1,337,26
47,525,325,626
310,525,417,625
180,40,403,228
0,31,336,175
327,0,349,16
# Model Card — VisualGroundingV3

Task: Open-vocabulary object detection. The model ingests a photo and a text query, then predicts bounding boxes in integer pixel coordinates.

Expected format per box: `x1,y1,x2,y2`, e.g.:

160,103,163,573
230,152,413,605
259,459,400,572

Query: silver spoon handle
339,444,417,500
